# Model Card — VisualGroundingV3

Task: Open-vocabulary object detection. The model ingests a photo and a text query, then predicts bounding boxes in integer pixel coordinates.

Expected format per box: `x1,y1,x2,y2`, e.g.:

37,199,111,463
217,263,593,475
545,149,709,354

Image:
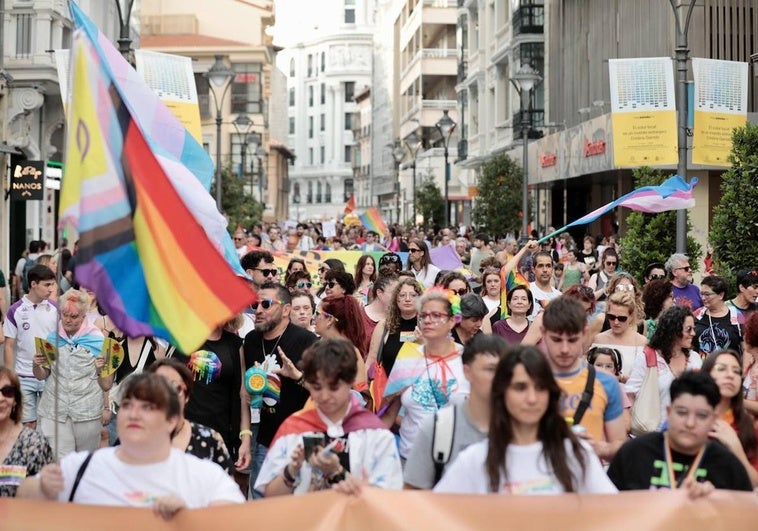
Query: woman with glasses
147,359,231,472
314,295,368,391
322,271,356,299
315,259,346,303
380,288,469,462
693,275,743,358
406,239,440,290
592,292,647,382
361,275,399,343
626,306,702,430
0,366,53,497
284,258,309,285
701,349,758,486
641,279,674,341
354,255,377,306
290,289,316,332
601,273,645,334
587,248,618,308
439,271,471,296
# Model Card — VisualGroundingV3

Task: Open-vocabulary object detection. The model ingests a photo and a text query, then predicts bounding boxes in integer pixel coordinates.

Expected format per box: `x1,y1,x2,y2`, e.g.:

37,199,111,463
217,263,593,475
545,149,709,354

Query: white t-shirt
398,346,469,459
411,264,441,290
3,296,58,377
57,448,244,507
434,438,617,495
529,282,562,320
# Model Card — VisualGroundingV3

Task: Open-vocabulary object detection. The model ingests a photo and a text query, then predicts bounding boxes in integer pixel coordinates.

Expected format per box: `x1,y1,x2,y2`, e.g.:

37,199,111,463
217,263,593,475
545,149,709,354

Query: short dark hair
506,285,534,316
532,250,554,264
29,240,43,253
736,269,758,289
121,373,181,420
542,296,585,334
644,262,666,279
462,334,507,365
301,338,357,385
324,270,356,295
701,275,728,296
475,233,490,243
27,264,55,285
669,371,720,409
259,281,292,304
241,250,274,271
147,358,195,396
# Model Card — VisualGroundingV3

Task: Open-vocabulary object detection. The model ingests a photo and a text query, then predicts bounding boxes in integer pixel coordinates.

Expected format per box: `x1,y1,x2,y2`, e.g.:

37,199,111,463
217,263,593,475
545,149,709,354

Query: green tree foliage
415,170,445,227
472,154,526,237
710,123,758,282
619,167,701,282
213,165,264,231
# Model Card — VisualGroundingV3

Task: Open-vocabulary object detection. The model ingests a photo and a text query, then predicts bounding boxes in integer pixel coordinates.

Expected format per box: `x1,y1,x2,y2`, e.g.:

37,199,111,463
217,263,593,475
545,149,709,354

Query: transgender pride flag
540,175,698,243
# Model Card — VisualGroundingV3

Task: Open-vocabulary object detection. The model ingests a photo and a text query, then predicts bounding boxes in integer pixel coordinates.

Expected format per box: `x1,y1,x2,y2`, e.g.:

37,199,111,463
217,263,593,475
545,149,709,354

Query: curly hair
563,285,596,315
641,279,673,320
649,305,693,364
745,312,758,348
323,270,356,295
386,277,423,334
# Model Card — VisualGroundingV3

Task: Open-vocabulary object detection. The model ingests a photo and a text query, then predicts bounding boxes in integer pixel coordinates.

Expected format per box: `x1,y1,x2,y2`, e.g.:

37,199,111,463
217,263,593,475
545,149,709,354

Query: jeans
19,376,45,424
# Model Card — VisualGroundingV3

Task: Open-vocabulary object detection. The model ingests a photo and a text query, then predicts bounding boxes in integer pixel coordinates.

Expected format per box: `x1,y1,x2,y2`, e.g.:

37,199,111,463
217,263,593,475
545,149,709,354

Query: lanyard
663,432,706,489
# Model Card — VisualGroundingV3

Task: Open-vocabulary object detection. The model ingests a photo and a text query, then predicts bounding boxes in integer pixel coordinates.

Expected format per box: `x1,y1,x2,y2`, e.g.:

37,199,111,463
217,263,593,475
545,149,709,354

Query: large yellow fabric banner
2,489,756,530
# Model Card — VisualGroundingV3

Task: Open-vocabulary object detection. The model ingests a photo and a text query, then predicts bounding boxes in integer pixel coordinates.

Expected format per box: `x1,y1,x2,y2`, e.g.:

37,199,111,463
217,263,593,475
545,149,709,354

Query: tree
213,165,264,231
472,154,527,237
619,167,702,282
710,123,758,283
415,170,445,227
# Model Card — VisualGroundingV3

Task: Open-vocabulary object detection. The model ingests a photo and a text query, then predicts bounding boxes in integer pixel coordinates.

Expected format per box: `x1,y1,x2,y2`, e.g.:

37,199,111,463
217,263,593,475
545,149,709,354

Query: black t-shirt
693,311,743,355
381,316,418,376
176,330,243,456
607,431,753,491
580,249,598,272
243,323,318,448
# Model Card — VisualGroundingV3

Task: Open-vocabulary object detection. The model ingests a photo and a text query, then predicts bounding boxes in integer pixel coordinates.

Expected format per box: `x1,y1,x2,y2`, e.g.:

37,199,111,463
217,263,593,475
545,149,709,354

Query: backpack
21,257,37,293
431,405,457,484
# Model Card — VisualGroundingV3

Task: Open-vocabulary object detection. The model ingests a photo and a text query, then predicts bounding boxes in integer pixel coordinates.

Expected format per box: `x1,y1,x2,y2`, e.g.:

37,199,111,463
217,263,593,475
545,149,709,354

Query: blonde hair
606,291,643,322
58,289,90,315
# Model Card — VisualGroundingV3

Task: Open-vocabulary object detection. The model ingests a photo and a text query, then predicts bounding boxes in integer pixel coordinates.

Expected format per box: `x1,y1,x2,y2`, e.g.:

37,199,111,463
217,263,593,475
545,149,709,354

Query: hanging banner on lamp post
691,58,748,167
609,57,678,167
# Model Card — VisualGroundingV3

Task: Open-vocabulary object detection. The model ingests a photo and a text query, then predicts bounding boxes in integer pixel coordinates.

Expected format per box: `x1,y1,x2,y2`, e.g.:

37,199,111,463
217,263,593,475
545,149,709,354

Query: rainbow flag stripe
60,27,255,353
359,207,389,236
500,269,529,319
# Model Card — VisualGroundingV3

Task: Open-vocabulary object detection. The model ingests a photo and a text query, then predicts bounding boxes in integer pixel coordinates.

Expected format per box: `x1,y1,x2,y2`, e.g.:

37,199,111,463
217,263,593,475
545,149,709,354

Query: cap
459,293,488,318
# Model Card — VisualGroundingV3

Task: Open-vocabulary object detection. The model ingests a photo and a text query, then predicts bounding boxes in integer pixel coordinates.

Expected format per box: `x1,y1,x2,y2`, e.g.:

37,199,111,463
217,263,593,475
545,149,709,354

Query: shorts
19,376,45,424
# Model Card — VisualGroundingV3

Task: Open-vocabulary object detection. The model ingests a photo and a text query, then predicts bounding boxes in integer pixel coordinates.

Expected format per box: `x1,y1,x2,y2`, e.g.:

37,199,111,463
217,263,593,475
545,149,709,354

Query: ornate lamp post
205,56,236,211
435,110,456,228
404,128,422,225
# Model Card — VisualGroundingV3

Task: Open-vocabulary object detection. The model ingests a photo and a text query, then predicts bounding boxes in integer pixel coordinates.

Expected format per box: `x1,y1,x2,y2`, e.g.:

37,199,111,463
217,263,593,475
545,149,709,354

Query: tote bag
630,346,661,436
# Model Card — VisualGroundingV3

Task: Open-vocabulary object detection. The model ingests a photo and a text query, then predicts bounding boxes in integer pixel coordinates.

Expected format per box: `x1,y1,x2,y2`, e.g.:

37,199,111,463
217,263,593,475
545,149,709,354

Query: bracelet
282,464,297,488
239,429,253,440
295,374,305,387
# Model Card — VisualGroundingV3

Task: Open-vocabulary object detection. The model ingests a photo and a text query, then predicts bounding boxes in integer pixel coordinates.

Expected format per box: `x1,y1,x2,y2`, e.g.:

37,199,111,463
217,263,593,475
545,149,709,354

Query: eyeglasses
683,325,696,334
233,237,245,241
606,313,629,323
605,261,617,266
450,288,468,296
316,309,339,321
408,248,422,254
380,255,400,264
251,299,284,311
0,385,17,399
318,266,330,273
418,312,451,324
700,290,717,298
615,284,635,292
296,281,313,289
648,274,666,280
255,268,278,278
675,266,691,272
324,281,338,289
397,292,418,300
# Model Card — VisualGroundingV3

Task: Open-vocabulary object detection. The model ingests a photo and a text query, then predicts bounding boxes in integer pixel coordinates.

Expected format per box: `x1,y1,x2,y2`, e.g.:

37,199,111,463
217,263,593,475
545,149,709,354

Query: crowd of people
1,222,757,520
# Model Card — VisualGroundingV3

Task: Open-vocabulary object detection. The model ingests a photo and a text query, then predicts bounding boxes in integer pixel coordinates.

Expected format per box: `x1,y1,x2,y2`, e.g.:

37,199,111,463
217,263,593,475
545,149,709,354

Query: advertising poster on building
135,50,203,143
11,160,45,200
692,58,748,166
609,58,678,167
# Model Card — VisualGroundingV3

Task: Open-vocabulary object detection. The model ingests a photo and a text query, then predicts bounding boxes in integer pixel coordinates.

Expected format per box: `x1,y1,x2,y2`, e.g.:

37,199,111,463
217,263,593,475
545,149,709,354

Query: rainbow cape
359,207,389,236
500,269,529,319
271,394,384,446
60,22,255,352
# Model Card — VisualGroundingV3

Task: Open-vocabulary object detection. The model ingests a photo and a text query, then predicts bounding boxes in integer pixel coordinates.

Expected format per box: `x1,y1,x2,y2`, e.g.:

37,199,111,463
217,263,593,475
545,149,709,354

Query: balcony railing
421,99,457,110
512,5,544,36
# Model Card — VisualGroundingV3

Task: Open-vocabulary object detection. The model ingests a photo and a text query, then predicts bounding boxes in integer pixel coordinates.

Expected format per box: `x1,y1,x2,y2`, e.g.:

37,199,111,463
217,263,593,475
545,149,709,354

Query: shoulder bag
630,346,661,436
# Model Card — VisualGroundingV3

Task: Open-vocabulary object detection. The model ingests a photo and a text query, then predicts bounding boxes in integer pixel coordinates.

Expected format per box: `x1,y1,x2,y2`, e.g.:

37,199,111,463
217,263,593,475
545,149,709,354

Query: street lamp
205,55,236,211
669,0,696,253
510,63,542,240
435,110,456,228
391,141,405,224
255,145,267,210
404,128,422,226
114,0,136,62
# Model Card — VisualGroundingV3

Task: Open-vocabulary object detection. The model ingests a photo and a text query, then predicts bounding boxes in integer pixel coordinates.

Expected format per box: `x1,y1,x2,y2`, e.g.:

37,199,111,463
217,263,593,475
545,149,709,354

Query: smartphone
302,433,325,460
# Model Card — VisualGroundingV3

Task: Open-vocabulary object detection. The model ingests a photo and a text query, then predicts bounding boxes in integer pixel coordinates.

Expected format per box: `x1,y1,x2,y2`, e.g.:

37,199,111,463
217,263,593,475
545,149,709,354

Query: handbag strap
644,346,658,368
376,323,388,365
572,365,596,426
68,451,95,502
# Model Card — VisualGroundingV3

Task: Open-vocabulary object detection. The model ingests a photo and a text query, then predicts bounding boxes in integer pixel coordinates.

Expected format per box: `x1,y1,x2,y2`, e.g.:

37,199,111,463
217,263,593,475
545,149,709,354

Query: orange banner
2,489,757,530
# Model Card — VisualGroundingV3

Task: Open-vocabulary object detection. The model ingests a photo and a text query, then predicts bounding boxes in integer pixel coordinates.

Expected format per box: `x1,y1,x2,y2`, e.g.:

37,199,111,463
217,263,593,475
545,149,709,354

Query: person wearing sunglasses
439,271,472,298
405,239,440,290
315,259,346,303
665,253,703,311
378,252,402,276
242,282,318,498
692,275,743,358
284,270,313,294
626,305,702,432
643,262,667,285
587,248,619,308
240,250,278,289
322,270,356,299
233,229,249,259
591,292,648,383
0,366,53,497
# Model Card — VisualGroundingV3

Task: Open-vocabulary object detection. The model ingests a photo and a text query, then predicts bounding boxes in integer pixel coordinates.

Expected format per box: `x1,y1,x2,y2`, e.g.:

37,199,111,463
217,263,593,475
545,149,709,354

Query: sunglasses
324,281,338,289
255,268,278,277
0,385,17,399
615,284,635,292
675,266,691,272
450,288,468,296
605,261,617,266
408,248,423,254
233,237,245,241
251,299,284,311
606,313,629,323
296,281,313,289
683,325,695,334
316,309,339,321
380,255,400,264
480,267,500,274
648,274,666,280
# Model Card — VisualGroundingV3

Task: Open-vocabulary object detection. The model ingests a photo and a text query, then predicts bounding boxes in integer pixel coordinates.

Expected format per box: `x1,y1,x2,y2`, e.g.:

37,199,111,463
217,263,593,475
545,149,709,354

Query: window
289,58,295,77
320,146,325,163
15,13,32,57
231,63,262,113
307,54,313,77
289,87,295,106
316,181,323,203
195,73,211,119
344,178,354,201
325,183,332,203
344,0,355,23
292,182,301,203
289,117,295,135
320,113,325,131
344,81,355,102
307,181,313,202
321,52,326,72
320,83,325,105
344,113,351,130
309,116,314,138
308,86,313,107
344,146,352,163
309,148,314,165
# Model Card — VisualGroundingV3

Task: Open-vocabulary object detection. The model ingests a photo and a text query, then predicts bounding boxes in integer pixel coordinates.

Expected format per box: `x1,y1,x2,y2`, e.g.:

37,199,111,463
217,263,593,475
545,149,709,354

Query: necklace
261,333,284,358
663,432,706,489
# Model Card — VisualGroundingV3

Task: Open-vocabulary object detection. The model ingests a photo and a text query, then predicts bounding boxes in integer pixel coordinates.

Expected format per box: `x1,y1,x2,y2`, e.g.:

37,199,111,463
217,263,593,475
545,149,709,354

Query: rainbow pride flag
359,207,389,236
500,269,529,319
60,26,256,352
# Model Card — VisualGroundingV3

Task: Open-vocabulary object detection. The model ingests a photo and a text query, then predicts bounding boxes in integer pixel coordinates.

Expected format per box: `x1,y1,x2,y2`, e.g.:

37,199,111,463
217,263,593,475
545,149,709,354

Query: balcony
512,5,544,36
